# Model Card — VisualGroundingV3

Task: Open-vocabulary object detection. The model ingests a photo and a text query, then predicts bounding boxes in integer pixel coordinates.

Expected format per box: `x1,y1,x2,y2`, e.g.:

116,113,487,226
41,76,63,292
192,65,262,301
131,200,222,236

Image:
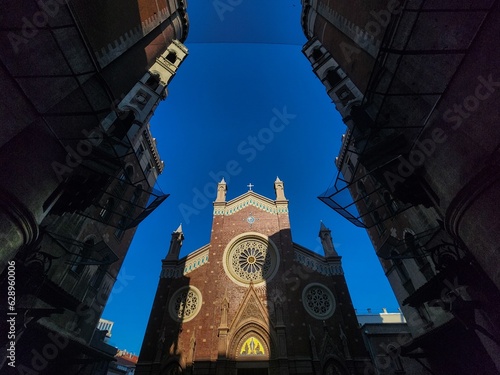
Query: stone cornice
293,243,343,276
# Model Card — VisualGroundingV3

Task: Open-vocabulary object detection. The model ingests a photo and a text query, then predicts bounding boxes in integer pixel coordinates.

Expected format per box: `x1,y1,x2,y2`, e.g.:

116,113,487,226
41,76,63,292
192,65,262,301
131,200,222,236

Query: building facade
137,179,371,375
357,311,428,375
0,1,188,373
301,0,500,374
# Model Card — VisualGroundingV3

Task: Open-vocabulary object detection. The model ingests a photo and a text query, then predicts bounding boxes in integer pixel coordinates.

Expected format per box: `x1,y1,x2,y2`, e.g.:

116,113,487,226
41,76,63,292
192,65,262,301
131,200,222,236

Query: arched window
166,51,177,64
326,69,343,88
311,47,322,61
240,337,265,356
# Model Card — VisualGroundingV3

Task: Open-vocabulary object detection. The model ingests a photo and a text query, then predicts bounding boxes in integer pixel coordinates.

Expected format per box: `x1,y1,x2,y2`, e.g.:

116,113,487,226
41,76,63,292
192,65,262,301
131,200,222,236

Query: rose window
302,283,335,319
224,236,279,285
169,286,202,322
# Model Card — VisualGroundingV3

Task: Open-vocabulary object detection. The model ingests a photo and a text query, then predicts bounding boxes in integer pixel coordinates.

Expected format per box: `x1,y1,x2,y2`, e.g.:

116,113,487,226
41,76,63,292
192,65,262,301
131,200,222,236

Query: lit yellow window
240,337,265,355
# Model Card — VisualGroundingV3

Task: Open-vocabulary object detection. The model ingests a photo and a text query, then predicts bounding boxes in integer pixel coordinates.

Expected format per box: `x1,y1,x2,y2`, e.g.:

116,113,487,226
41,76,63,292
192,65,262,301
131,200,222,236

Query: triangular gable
229,284,272,331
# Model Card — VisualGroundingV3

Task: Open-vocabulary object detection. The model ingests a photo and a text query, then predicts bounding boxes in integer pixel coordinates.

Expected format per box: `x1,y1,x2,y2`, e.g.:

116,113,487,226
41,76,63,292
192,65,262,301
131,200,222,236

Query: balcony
320,3,494,222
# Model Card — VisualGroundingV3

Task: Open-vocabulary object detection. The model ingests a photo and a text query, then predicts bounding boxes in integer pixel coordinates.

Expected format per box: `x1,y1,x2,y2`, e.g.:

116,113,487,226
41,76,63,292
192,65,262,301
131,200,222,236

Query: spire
166,224,184,260
274,176,286,201
319,221,338,257
215,178,227,202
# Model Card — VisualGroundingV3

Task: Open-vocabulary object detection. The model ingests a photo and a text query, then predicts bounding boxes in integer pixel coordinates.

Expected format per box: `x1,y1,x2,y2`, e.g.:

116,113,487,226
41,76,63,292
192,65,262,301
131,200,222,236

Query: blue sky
102,1,399,354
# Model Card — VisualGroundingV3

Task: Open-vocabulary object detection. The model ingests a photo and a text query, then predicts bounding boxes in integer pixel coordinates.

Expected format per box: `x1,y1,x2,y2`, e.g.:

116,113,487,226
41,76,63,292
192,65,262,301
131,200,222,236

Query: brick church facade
136,178,371,375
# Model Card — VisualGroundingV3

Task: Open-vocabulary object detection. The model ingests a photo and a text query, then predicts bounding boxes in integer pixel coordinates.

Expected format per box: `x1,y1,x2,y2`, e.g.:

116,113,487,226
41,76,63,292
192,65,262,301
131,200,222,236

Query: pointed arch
227,321,277,361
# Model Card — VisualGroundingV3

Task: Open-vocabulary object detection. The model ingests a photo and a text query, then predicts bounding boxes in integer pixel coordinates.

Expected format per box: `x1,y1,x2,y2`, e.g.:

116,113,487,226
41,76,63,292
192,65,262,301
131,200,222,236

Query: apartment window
357,180,372,206
373,211,386,235
405,232,433,280
145,162,154,178
136,143,146,159
71,239,94,274
131,185,142,205
114,217,127,240
391,250,415,294
90,264,108,289
118,172,126,185
347,158,355,175
99,198,115,222
384,192,399,214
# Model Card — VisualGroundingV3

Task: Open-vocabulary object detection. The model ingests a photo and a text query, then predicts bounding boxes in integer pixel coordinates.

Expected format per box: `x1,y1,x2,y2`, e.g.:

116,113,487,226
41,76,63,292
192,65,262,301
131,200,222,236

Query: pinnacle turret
319,221,338,257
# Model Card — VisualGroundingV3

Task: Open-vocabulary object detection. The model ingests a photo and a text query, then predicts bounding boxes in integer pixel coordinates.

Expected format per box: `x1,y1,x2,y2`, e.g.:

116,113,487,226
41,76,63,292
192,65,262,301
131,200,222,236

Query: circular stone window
302,283,336,319
169,286,202,322
223,234,279,286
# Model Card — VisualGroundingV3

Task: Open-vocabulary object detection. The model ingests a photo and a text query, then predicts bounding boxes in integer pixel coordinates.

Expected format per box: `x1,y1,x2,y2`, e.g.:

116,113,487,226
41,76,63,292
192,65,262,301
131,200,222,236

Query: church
136,178,371,375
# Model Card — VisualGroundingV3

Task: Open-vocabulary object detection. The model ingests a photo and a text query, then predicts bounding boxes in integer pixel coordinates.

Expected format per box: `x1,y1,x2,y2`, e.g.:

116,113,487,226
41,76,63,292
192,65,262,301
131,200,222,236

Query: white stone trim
293,250,343,276
213,195,288,216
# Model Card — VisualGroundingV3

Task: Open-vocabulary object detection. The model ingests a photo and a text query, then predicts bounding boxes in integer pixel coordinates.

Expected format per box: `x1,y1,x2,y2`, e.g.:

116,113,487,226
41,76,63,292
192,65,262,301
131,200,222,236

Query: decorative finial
247,183,254,191
216,179,227,202
274,178,286,200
